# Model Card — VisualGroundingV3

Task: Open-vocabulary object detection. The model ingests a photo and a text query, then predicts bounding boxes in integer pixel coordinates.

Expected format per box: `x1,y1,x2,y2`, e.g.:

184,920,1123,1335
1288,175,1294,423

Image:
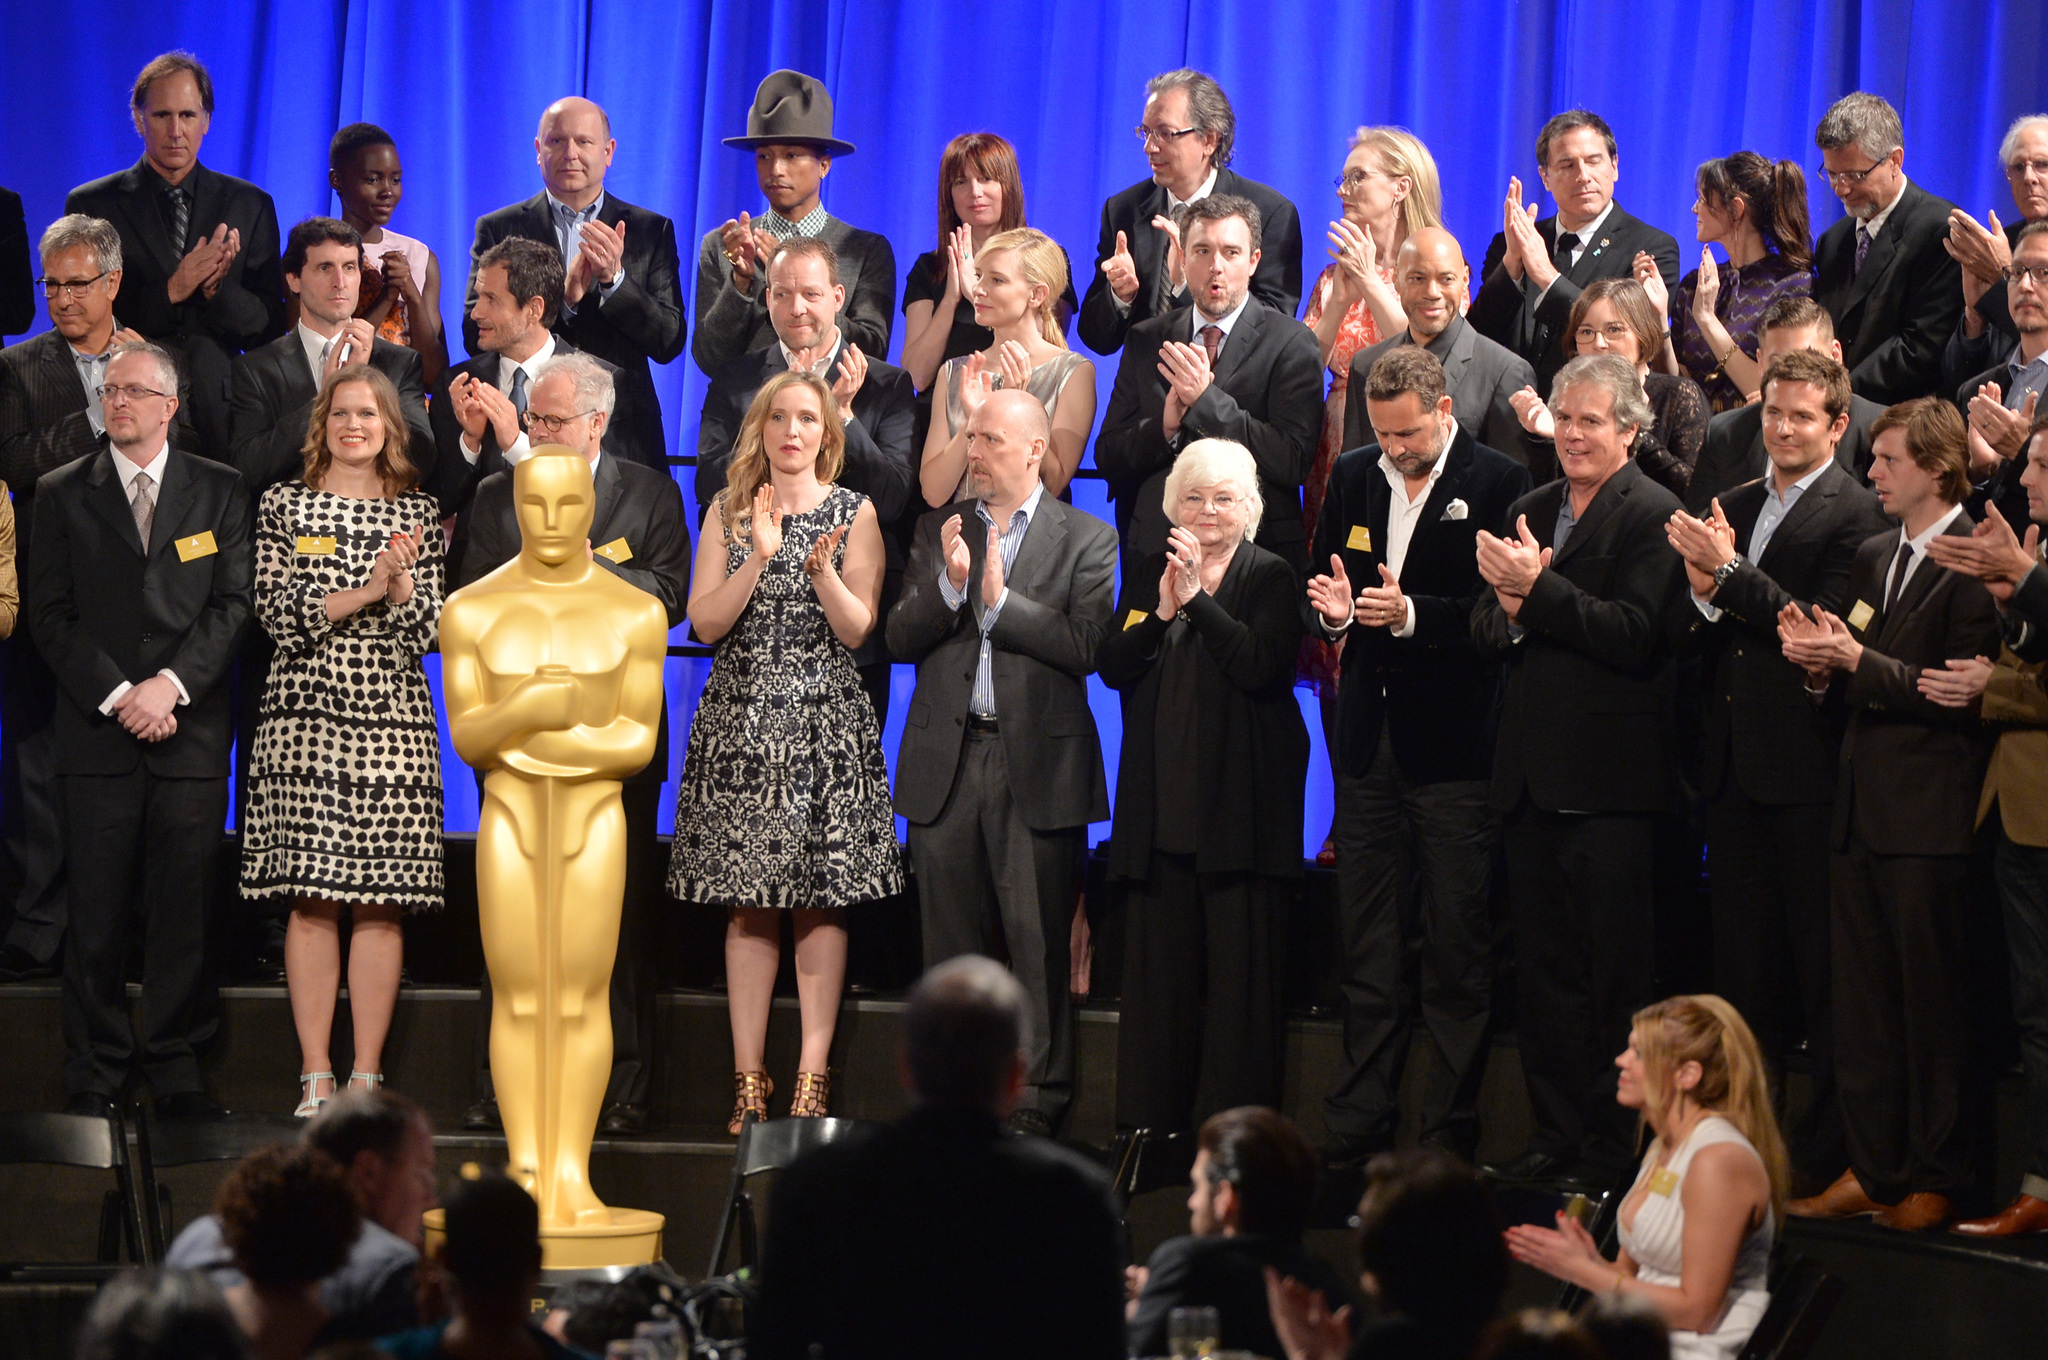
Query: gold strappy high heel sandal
729,1071,773,1135
790,1070,831,1119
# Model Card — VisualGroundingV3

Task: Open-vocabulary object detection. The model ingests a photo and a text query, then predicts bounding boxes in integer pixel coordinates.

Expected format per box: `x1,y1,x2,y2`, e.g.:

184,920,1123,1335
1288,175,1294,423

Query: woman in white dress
1506,995,1787,1360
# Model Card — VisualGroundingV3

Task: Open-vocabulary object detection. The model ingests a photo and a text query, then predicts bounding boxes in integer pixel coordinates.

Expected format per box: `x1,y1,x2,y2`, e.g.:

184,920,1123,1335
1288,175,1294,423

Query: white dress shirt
1375,448,1452,637
460,332,559,465
102,441,190,714
1860,175,1911,244
294,319,353,390
1885,501,1966,600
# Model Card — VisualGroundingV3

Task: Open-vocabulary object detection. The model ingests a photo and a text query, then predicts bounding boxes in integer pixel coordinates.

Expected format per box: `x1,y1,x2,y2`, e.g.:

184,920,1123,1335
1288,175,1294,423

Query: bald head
536,97,615,206
963,389,1050,512
1394,226,1467,341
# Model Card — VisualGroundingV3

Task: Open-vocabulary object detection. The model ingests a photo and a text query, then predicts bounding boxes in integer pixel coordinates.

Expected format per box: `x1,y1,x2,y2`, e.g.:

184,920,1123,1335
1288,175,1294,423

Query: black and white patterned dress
668,484,903,911
241,482,445,910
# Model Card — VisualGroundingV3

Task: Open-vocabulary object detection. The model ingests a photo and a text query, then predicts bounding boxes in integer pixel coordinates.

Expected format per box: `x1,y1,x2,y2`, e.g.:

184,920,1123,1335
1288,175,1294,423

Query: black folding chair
135,1108,304,1259
1106,1127,1200,1248
704,1115,870,1281
0,1110,149,1278
1734,1253,1844,1360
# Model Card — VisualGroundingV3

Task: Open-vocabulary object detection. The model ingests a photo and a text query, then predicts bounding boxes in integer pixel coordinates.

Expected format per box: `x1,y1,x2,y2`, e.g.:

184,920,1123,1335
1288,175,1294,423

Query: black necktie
1551,230,1579,273
1884,540,1914,614
164,186,190,255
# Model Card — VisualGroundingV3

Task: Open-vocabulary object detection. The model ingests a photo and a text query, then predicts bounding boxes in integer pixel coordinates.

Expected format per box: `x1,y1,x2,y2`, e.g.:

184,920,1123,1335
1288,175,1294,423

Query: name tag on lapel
1124,609,1148,631
1647,1167,1680,1197
1847,600,1876,633
175,531,218,562
295,536,337,555
595,537,634,565
1346,526,1373,553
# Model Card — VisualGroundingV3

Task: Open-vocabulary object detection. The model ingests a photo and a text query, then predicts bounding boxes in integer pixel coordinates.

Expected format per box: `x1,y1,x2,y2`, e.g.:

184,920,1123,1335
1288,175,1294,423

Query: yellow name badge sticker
295,536,337,555
1346,525,1373,553
1647,1167,1681,1198
174,531,218,562
1847,600,1876,633
595,538,634,565
1124,609,1148,630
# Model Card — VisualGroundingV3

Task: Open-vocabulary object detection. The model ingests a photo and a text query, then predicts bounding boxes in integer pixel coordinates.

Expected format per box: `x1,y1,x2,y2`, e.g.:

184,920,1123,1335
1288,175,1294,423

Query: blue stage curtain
2,0,2045,846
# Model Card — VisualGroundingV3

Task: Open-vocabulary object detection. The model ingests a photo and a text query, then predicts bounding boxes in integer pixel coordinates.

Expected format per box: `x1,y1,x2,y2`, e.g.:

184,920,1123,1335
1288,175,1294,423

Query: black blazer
1097,542,1308,882
65,159,287,448
424,337,628,518
227,334,432,495
1473,460,1688,814
1958,365,2035,535
692,216,896,377
1344,316,1543,472
1813,181,1963,404
1686,394,1884,512
26,446,252,776
1687,464,1892,806
1095,300,1323,571
1470,202,1680,393
1078,169,1304,356
750,1107,1125,1360
1311,429,1532,784
0,186,30,339
464,191,684,464
451,453,690,787
1128,1234,1352,1360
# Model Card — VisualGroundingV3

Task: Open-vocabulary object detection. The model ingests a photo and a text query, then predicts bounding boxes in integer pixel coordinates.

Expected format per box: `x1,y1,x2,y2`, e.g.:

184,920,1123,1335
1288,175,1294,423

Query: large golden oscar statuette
429,447,670,1268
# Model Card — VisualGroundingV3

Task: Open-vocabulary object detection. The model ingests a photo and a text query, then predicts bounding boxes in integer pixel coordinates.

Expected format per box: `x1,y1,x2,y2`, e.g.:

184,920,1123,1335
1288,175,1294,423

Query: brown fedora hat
723,69,856,156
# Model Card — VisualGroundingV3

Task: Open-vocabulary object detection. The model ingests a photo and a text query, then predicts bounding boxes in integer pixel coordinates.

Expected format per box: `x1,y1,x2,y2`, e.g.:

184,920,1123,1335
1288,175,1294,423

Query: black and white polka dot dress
241,481,445,910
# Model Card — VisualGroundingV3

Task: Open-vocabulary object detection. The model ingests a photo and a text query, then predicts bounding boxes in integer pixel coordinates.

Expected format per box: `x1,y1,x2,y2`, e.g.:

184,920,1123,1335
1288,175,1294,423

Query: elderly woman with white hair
1098,438,1309,1134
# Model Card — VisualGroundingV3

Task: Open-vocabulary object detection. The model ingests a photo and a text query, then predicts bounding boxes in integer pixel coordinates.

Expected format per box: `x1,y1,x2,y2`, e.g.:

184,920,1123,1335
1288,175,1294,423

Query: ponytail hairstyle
1630,994,1790,1219
975,227,1069,348
1696,151,1814,272
716,371,845,544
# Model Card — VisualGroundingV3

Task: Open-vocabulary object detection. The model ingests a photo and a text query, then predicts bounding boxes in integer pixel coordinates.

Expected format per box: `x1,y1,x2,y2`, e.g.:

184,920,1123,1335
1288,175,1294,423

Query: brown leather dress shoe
1787,1168,1886,1218
1874,1192,1952,1232
1953,1194,2048,1236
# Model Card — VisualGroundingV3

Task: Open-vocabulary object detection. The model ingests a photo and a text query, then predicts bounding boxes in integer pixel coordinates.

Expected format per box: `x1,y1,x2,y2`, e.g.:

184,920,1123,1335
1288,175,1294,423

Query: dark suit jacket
1958,365,2035,534
1312,430,1531,783
464,192,684,464
1687,464,1892,806
1950,215,2036,388
65,160,287,448
1344,317,1543,472
1473,460,1688,814
424,337,627,518
888,495,1117,830
26,446,252,776
691,215,895,376
0,186,30,339
1686,394,1885,512
1098,541,1308,881
1095,300,1323,571
1471,202,1680,393
1078,169,1305,356
227,333,432,495
750,1107,1125,1360
1813,181,1963,403
451,453,690,787
1826,516,2001,855
1128,1234,1352,1360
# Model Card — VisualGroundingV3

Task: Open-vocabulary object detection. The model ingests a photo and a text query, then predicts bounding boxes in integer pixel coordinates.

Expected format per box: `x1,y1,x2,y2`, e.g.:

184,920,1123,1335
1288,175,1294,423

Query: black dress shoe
154,1092,229,1121
1004,1108,1055,1139
1481,1149,1573,1182
598,1102,649,1137
462,1098,502,1132
0,943,57,983
62,1093,119,1120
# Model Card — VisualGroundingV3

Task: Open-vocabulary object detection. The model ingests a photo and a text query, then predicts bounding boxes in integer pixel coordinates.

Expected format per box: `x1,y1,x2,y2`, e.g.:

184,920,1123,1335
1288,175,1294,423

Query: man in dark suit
465,97,682,466
0,186,29,340
65,53,285,451
1473,353,1687,1185
1949,225,2048,539
451,353,690,1139
694,70,894,376
888,390,1118,1136
25,341,252,1119
1078,69,1302,357
1668,350,1891,1191
1782,399,2000,1232
1096,195,1321,584
1469,111,1680,395
1344,227,1543,473
1687,297,1886,510
1306,346,1530,1165
1811,92,1962,404
751,955,1124,1360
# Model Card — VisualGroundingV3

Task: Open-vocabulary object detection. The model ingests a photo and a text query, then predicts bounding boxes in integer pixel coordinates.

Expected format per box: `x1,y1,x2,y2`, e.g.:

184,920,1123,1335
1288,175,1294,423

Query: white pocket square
1442,498,1469,521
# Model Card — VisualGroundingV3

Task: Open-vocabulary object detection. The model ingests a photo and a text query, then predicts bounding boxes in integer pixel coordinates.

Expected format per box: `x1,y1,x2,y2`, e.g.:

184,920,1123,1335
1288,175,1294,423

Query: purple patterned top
1671,252,1814,413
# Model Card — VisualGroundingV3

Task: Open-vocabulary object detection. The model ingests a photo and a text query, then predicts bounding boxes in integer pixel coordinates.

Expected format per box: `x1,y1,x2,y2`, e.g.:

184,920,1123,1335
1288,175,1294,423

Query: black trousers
60,770,226,1098
1992,825,2048,1200
909,728,1082,1123
1832,832,1974,1201
1502,802,1654,1175
1706,789,1842,1180
1114,852,1285,1132
0,627,65,963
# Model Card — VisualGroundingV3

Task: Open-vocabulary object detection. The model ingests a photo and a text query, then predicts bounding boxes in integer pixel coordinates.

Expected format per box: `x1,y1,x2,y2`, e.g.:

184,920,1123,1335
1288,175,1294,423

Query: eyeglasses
2005,264,2048,288
520,409,599,436
1135,125,1201,148
2006,158,2048,180
1178,492,1241,513
38,273,108,298
1334,170,1376,193
98,384,167,405
1574,323,1636,346
1823,157,1889,188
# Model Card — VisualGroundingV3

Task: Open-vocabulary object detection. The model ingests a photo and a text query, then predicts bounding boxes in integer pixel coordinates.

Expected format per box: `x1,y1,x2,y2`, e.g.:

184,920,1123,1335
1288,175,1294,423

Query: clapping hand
993,338,1033,391
371,527,422,603
956,351,994,424
1155,526,1203,620
1667,500,1738,597
1263,1268,1353,1360
719,211,776,289
1778,603,1861,680
1693,246,1723,324
1918,655,1994,709
940,513,971,590
1475,514,1551,619
830,344,868,422
1326,219,1378,304
1944,207,2012,283
981,524,1006,609
1157,339,1214,437
1150,213,1186,293
1508,385,1555,439
1101,230,1139,304
1631,250,1670,320
803,524,849,582
945,223,979,301
321,319,378,380
1924,500,2041,601
1354,563,1407,629
749,484,785,562
1503,179,1552,289
1504,1210,1613,1290
1968,384,2039,462
169,223,238,304
567,216,627,306
1305,553,1355,630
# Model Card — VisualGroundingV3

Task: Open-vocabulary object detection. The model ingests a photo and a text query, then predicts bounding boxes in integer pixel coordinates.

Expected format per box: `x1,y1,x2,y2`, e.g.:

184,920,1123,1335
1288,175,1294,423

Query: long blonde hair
717,371,844,543
1632,995,1790,1217
975,227,1069,348
1350,126,1446,239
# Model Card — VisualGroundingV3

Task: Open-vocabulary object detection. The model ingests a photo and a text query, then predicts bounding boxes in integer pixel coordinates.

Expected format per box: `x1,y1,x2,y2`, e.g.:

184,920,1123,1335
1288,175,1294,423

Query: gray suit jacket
691,215,895,376
887,496,1117,831
1686,394,1883,513
1343,316,1541,471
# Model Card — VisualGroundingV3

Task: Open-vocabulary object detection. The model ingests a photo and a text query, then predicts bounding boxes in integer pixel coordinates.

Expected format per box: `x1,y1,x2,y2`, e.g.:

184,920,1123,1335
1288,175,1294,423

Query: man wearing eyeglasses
1078,69,1302,357
1943,114,2048,397
1812,92,1962,405
1948,224,2048,540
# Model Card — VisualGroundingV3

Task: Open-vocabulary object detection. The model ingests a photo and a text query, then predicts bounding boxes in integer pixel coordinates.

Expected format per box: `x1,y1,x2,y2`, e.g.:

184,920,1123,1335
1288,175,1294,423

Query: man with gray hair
1812,91,1962,403
1471,353,1686,1188
1943,113,2048,396
751,955,1124,1360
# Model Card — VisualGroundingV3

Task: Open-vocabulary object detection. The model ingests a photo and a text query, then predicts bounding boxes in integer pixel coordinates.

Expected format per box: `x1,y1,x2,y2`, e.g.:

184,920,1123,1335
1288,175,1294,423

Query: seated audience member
921,228,1094,505
1580,1294,1674,1360
377,1172,582,1360
214,1144,363,1360
1812,92,1961,403
1080,68,1303,356
1652,152,1814,412
539,1280,655,1355
1508,996,1784,1360
1475,1312,1603,1360
1943,114,2048,395
168,1091,436,1343
750,956,1125,1360
74,1268,252,1360
1782,399,2000,1232
1470,110,1680,395
1511,278,1708,497
1099,441,1307,1134
329,124,446,384
1265,1147,1508,1360
1687,297,1886,510
1127,1108,1347,1359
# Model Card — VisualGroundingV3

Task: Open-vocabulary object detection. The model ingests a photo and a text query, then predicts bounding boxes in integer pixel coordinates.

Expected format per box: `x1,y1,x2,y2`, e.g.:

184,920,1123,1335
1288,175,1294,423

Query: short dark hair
74,1268,248,1360
1197,1107,1318,1241
1535,110,1615,168
1178,194,1263,255
1760,348,1852,424
132,52,214,116
1355,1148,1508,1335
554,1279,656,1352
1366,343,1449,409
903,955,1027,1112
304,1088,428,1169
478,237,565,328
1567,278,1664,362
284,217,363,278
440,1171,541,1298
768,235,842,287
2018,219,2048,250
1869,397,1971,504
329,122,396,172
214,1144,361,1291
1760,295,1835,343
1146,69,1235,168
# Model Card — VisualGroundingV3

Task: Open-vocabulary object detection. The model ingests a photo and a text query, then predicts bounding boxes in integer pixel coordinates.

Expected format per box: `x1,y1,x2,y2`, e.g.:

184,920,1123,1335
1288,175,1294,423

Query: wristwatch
1711,557,1742,590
